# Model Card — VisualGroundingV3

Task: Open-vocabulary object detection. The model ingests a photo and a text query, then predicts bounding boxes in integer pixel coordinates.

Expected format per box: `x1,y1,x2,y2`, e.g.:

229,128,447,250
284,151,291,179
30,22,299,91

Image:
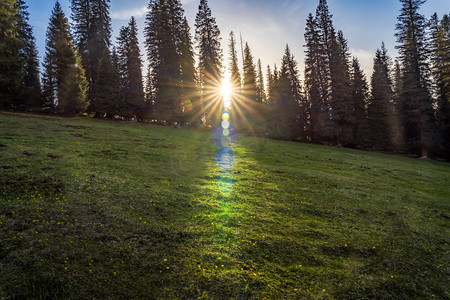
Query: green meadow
0,111,449,299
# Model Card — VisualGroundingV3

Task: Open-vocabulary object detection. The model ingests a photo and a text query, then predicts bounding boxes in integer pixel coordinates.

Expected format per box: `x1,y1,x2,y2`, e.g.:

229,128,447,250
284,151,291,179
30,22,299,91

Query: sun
221,77,233,109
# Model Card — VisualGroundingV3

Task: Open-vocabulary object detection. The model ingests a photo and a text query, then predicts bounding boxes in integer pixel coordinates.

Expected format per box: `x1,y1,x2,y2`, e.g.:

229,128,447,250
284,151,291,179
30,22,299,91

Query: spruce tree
117,17,144,119
71,0,112,105
395,0,436,157
145,0,187,124
195,0,222,126
92,50,121,117
16,0,41,110
179,17,198,126
304,13,324,142
269,45,301,140
242,42,257,103
329,30,353,145
228,31,241,107
256,59,266,103
42,1,88,115
266,65,273,103
0,0,23,109
429,13,450,158
350,57,370,147
368,44,395,150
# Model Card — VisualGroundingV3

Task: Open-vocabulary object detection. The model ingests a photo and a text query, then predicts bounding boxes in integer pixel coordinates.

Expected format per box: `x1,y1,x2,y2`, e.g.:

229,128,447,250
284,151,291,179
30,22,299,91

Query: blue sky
27,0,450,80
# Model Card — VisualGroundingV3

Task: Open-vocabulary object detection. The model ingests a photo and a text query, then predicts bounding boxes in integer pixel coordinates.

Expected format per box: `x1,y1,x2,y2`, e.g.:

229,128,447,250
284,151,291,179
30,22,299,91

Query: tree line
0,0,449,159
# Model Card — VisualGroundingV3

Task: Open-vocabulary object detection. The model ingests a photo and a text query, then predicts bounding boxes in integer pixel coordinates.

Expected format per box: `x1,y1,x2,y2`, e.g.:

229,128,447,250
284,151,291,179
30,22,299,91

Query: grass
0,111,449,299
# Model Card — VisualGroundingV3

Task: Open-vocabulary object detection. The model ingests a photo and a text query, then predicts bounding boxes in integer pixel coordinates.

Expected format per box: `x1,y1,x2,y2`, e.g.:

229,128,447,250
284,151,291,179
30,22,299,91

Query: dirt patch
22,151,34,156
47,153,60,159
62,124,88,130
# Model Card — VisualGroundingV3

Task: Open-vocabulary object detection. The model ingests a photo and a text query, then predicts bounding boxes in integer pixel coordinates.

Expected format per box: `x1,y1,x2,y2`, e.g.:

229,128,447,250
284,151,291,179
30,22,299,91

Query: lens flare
215,148,236,170
217,170,234,195
222,120,230,129
222,112,229,120
213,125,238,149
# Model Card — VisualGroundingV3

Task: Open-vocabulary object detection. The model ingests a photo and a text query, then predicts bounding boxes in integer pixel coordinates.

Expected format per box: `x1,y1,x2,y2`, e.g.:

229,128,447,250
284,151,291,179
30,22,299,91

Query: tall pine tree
117,17,144,119
368,44,395,150
71,0,112,107
329,30,353,146
195,0,222,126
0,0,23,109
350,57,370,147
179,17,198,126
16,0,41,110
145,0,188,124
228,31,241,109
269,45,301,140
429,13,450,158
42,1,88,115
395,0,435,157
256,59,266,103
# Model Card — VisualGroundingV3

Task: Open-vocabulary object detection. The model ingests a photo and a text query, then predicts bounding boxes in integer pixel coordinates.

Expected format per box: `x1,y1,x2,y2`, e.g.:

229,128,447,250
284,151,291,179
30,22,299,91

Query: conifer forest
1,0,449,158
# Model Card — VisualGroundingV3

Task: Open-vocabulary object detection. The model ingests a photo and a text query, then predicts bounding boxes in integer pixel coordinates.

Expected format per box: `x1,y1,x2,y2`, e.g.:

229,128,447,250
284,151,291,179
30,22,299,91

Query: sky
26,0,450,82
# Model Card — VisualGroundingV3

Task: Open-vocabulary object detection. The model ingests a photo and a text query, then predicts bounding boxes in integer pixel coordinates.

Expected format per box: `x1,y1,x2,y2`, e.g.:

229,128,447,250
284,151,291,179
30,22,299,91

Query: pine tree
71,0,112,105
117,17,144,119
304,13,325,142
266,65,274,103
16,0,41,110
228,31,241,107
195,0,222,126
242,42,257,103
235,42,260,133
92,50,121,117
395,0,436,157
269,45,301,140
42,1,88,115
368,44,395,150
350,57,370,147
329,30,353,146
429,13,450,158
0,0,23,109
145,0,187,124
256,59,266,103
179,17,198,126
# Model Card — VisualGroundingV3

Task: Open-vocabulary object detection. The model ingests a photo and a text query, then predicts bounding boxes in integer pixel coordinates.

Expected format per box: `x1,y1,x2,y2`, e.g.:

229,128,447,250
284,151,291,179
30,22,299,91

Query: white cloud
181,0,196,4
351,48,374,78
111,6,147,20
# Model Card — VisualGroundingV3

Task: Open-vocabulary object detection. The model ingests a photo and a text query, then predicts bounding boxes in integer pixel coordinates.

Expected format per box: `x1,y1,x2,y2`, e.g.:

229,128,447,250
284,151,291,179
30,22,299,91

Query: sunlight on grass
0,112,449,299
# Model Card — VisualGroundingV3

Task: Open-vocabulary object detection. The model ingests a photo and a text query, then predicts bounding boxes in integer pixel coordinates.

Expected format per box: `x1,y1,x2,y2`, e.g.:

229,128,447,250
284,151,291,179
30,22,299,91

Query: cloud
111,6,147,20
181,0,196,4
351,48,374,77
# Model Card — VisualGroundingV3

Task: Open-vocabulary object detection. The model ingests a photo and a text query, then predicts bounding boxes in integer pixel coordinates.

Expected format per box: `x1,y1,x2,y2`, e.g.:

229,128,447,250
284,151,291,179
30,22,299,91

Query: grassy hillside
0,111,449,299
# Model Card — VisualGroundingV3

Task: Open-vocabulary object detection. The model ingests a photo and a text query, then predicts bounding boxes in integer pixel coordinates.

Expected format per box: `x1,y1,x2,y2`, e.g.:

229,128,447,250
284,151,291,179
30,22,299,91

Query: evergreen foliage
195,0,222,126
429,13,450,158
179,17,198,126
16,0,41,110
329,30,353,145
350,57,370,147
0,0,23,109
368,44,395,150
92,50,121,117
268,45,301,140
395,0,436,156
228,31,241,110
117,17,144,119
70,0,112,105
145,0,189,124
256,59,266,103
42,1,88,115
